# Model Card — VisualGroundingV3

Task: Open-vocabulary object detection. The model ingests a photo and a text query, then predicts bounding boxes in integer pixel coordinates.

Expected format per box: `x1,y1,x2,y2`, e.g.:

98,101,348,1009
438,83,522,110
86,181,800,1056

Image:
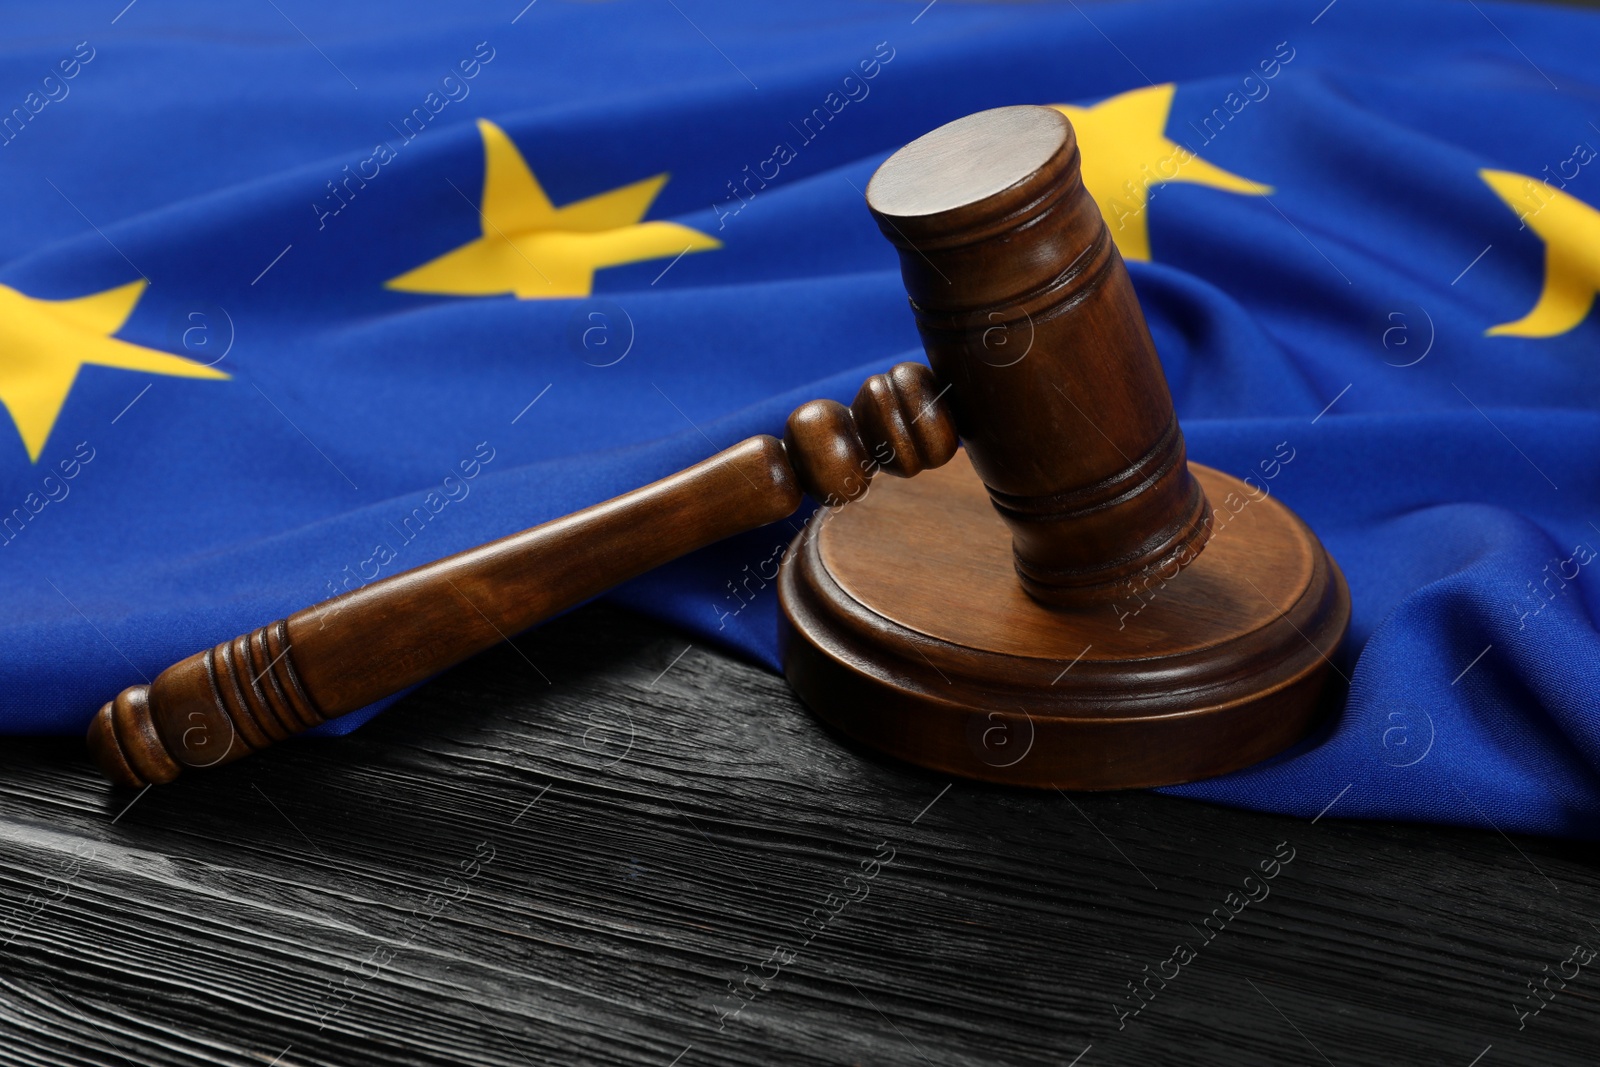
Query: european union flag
4,0,1599,836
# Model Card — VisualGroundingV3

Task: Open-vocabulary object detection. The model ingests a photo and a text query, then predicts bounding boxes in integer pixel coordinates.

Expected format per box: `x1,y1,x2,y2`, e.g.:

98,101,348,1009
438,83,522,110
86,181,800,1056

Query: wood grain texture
780,453,1348,788
4,604,1599,1066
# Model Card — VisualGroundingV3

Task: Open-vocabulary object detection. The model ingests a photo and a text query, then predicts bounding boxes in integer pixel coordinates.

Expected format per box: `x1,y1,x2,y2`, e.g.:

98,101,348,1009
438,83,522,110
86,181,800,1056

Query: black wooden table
1,604,1595,1066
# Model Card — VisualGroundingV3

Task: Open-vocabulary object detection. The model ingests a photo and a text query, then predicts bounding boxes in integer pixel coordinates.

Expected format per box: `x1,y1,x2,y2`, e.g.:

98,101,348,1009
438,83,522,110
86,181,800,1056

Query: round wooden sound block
778,451,1350,789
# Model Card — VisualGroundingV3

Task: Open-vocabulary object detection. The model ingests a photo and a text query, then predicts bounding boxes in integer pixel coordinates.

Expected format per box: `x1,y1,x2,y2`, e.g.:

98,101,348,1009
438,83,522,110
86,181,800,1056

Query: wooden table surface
1,604,1595,1066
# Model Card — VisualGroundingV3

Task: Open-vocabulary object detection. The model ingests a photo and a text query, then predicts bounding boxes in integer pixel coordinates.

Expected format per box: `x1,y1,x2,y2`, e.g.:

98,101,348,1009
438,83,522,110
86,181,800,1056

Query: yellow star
0,280,229,463
1480,168,1600,338
1053,84,1272,261
387,119,721,300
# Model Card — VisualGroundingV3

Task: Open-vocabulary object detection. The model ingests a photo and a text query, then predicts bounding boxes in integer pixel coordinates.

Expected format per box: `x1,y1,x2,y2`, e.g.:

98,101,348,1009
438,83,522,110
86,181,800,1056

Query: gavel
89,105,1348,791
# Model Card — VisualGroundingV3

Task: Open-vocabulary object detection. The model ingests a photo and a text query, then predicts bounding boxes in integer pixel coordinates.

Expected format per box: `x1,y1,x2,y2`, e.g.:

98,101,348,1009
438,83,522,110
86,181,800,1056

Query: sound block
778,451,1349,789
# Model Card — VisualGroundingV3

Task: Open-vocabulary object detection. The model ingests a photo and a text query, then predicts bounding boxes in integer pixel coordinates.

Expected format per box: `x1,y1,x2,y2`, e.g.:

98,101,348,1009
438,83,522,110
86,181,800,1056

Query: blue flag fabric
3,0,1599,838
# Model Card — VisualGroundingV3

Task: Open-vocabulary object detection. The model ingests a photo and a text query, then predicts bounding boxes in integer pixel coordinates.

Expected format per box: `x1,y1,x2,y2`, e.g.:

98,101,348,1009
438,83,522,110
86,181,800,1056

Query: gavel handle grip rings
86,363,958,787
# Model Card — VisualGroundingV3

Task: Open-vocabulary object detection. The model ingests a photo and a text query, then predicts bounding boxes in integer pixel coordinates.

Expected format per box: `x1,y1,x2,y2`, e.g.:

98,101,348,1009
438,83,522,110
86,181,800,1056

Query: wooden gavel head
86,104,1347,793
863,105,1210,607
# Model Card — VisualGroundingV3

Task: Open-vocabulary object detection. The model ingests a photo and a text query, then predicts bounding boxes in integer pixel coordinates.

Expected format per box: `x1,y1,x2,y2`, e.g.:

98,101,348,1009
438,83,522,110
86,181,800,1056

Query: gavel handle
87,362,957,786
